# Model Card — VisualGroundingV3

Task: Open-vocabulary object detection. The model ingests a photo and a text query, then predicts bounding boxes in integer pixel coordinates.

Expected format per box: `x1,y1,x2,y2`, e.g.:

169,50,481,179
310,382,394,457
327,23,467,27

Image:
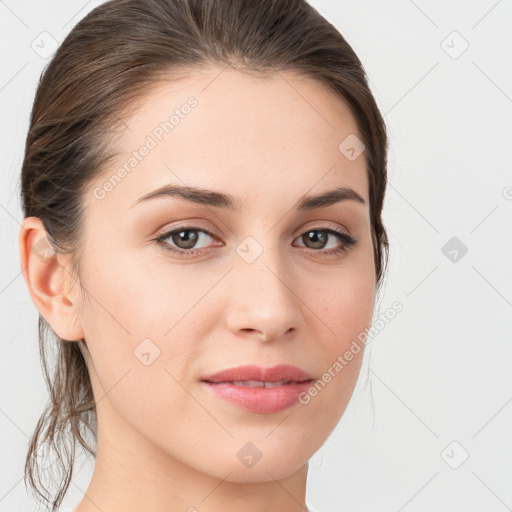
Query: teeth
232,380,265,387
231,379,291,388
263,380,290,388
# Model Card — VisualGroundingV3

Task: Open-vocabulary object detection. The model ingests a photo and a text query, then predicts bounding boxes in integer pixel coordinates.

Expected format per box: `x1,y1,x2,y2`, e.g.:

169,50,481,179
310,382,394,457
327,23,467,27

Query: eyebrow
130,183,366,212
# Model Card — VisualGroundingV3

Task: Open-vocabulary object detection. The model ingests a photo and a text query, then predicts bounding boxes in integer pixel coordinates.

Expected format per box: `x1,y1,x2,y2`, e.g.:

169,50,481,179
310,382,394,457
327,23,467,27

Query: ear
18,216,85,342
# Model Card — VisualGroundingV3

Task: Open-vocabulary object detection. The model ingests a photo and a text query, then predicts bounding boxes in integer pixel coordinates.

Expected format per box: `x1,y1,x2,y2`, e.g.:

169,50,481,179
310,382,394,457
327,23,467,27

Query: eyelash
152,224,357,259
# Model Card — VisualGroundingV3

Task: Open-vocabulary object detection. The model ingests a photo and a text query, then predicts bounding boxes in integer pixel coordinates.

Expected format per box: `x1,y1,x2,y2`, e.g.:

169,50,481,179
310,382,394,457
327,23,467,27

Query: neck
73,401,310,512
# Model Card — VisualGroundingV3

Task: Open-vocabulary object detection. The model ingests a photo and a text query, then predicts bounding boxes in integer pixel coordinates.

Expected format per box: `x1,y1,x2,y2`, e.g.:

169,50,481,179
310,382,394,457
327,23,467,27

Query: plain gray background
1,1,511,511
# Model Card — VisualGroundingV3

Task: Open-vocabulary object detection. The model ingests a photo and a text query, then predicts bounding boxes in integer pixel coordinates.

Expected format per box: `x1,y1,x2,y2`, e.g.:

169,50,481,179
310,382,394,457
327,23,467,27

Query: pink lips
200,364,314,414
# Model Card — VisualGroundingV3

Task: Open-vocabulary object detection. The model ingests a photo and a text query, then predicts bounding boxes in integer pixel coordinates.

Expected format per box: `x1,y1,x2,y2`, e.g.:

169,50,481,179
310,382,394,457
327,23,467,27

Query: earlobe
18,216,85,342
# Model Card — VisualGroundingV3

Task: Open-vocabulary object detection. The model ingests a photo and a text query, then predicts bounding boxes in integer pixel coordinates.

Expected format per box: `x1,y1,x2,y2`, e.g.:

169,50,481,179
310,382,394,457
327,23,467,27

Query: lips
200,364,314,413
200,364,313,385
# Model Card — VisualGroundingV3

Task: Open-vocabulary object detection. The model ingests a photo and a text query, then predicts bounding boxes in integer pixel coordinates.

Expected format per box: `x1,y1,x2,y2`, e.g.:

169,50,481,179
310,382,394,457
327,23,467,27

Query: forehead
88,65,369,213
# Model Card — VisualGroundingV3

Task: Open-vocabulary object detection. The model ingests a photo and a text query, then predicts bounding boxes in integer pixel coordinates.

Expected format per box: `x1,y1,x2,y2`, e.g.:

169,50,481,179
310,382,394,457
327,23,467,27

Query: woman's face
75,65,375,482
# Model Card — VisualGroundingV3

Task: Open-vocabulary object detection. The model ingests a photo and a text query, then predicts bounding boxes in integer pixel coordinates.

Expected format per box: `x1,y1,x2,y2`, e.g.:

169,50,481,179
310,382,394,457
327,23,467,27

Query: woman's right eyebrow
130,183,366,212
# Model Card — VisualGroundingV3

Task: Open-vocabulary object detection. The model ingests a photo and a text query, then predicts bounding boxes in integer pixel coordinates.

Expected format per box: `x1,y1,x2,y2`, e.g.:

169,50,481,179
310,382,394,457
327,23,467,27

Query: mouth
200,365,314,414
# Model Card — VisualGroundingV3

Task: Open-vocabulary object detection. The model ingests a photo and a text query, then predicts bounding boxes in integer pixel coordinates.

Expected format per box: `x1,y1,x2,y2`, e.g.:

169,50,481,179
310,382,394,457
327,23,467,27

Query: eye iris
172,229,198,249
304,230,327,249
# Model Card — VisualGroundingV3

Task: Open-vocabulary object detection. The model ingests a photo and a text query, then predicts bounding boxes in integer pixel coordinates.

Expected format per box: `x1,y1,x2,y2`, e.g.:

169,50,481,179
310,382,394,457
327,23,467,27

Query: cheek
77,245,213,403
80,243,208,338
77,254,206,448
314,266,375,351
305,261,375,410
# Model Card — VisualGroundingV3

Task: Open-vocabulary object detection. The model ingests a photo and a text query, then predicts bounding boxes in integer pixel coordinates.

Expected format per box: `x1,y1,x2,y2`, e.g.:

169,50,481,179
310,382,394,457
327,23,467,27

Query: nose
224,246,302,343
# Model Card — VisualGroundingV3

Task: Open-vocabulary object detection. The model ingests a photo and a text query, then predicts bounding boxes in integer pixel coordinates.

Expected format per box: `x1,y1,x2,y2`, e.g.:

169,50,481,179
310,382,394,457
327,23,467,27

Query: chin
195,436,315,483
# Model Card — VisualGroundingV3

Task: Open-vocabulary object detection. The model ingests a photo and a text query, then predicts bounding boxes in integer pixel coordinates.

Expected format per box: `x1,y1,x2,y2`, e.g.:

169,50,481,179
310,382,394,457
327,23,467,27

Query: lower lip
201,380,314,414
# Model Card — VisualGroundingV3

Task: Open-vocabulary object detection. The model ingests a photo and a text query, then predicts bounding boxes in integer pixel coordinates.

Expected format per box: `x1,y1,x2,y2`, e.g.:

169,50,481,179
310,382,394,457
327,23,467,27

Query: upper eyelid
155,221,350,238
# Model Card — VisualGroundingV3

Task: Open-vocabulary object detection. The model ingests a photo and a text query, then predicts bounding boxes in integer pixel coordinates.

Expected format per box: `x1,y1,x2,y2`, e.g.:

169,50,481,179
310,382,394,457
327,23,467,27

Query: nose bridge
226,233,300,340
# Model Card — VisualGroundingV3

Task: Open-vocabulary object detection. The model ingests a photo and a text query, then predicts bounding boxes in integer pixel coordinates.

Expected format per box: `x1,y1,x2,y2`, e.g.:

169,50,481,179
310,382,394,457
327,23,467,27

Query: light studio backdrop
1,1,511,511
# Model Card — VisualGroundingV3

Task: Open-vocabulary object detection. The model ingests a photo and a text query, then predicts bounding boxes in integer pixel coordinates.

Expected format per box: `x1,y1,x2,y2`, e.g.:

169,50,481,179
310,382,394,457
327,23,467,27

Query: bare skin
19,65,376,512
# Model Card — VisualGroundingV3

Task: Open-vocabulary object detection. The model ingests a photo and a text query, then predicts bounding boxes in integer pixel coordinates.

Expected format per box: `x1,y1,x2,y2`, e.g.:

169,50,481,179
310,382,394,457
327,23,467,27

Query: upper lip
201,364,313,383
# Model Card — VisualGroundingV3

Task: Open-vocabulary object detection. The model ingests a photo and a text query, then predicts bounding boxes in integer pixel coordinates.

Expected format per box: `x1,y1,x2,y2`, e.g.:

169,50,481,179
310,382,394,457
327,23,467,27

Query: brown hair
19,0,389,508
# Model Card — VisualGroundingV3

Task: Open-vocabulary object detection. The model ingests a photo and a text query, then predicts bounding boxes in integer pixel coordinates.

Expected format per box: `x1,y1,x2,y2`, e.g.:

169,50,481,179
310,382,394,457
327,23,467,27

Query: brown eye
154,227,218,256
170,229,200,249
301,230,329,249
294,228,356,255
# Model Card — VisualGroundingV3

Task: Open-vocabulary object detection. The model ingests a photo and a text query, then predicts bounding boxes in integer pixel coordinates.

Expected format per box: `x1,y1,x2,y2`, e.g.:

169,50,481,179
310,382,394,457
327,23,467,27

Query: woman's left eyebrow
130,183,366,212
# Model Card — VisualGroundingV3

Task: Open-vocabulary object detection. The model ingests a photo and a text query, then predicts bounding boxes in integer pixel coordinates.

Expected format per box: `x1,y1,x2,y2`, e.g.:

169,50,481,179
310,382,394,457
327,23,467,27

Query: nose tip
225,262,301,343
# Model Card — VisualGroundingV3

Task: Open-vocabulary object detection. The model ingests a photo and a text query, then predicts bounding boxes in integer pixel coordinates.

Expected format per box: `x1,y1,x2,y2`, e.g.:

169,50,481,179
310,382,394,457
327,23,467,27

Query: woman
18,0,389,510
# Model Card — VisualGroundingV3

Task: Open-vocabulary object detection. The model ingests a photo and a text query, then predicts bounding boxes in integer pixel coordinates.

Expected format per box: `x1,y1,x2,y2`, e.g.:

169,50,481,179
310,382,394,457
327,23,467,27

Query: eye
293,227,357,256
152,225,357,258
153,226,219,256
